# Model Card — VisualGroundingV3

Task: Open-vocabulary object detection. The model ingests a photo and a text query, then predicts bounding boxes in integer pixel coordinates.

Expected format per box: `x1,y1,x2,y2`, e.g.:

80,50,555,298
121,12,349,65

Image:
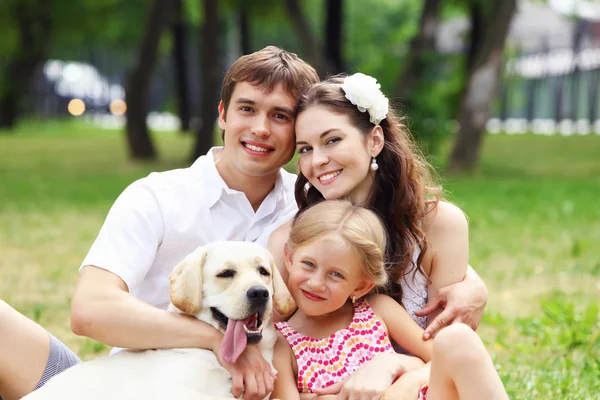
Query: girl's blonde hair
286,200,389,288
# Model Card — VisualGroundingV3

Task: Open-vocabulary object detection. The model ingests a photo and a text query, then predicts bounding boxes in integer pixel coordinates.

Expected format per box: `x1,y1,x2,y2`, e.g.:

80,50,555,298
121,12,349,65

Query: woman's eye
297,146,311,154
326,137,341,145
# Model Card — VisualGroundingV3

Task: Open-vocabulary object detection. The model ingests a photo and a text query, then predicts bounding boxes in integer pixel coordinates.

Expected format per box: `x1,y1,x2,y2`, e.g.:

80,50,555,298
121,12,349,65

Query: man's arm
70,266,221,350
415,265,488,338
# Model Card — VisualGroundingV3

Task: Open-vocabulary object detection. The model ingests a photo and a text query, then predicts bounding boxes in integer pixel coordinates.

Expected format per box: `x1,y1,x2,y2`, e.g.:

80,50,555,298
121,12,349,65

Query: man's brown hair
220,46,319,116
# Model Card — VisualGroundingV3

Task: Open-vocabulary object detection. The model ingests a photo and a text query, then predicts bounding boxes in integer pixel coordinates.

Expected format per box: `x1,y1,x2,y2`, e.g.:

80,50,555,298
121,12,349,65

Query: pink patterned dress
275,298,428,399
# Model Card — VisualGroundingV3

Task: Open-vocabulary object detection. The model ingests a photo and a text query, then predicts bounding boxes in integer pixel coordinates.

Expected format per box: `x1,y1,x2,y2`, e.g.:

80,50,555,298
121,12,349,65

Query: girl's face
295,105,383,205
285,237,374,318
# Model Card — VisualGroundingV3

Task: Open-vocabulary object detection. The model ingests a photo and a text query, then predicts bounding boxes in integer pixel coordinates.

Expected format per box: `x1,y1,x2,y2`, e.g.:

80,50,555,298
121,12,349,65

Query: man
0,46,487,400
1,46,319,400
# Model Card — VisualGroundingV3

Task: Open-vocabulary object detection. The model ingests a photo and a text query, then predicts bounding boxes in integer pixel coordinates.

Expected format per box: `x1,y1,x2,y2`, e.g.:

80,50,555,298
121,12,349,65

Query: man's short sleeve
80,179,164,291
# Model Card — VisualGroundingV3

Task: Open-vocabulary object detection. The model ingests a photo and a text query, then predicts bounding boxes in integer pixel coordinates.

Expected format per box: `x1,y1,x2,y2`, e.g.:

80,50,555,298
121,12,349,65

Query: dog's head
168,241,295,363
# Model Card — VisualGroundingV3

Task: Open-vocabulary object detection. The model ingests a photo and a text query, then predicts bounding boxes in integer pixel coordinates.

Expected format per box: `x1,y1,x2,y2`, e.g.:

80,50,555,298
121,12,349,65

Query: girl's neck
289,301,356,339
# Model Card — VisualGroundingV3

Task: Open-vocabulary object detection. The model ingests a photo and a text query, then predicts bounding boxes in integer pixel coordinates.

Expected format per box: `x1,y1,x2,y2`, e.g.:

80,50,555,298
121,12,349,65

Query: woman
268,73,491,398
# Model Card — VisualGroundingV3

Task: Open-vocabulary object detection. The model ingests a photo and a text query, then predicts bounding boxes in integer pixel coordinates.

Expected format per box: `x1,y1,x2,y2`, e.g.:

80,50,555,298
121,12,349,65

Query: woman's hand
415,266,488,339
382,367,429,400
213,342,275,400
312,353,422,400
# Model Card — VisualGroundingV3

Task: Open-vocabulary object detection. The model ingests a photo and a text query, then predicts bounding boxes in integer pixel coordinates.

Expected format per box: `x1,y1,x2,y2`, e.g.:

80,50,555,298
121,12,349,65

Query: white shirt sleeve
80,179,164,291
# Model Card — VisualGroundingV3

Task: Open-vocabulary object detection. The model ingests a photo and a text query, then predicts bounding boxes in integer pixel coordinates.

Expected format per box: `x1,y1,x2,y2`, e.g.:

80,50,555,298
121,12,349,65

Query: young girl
271,200,508,400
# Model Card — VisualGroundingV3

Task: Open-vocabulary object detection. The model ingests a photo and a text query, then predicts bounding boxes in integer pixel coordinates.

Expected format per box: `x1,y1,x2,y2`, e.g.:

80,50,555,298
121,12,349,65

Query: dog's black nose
247,286,269,306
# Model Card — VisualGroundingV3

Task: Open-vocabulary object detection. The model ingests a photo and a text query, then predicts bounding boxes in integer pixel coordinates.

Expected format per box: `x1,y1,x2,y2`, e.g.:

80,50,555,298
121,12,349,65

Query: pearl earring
352,295,356,304
370,157,379,171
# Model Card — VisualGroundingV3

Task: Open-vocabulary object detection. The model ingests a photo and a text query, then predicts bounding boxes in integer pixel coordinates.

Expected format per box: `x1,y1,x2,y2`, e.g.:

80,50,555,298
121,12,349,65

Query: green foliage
486,296,600,399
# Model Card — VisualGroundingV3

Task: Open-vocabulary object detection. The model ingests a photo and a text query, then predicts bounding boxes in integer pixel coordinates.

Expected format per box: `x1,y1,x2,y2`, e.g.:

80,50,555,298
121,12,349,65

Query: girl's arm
271,332,301,400
383,363,431,400
369,294,433,362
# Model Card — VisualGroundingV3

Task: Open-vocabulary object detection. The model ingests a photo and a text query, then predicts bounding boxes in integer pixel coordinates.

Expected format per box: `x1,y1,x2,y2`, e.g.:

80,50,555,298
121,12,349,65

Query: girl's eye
297,146,311,154
330,271,344,279
326,137,341,145
302,260,315,268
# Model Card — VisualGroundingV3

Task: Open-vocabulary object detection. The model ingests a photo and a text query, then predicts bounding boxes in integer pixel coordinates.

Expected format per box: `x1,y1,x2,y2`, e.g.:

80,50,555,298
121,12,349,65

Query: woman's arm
271,333,301,400
369,294,433,363
419,201,470,339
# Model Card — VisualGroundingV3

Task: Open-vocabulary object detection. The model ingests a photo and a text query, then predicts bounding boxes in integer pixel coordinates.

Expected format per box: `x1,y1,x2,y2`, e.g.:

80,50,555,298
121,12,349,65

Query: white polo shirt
80,147,298,312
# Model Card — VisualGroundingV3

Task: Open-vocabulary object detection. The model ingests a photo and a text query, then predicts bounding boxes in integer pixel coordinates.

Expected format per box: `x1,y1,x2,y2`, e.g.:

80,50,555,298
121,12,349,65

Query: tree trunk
324,0,344,74
0,1,52,130
191,0,220,160
239,2,251,55
284,0,333,77
394,0,442,102
125,0,175,160
172,0,191,132
448,0,516,172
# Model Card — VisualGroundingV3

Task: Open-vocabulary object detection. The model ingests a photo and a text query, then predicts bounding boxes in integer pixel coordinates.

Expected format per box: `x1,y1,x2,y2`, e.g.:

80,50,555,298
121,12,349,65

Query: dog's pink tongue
221,318,248,364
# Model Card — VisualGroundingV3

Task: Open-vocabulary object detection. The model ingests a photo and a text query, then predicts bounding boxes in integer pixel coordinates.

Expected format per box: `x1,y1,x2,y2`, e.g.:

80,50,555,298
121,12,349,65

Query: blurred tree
285,0,332,76
125,0,176,160
325,0,344,73
191,0,221,160
238,1,251,54
449,0,516,172
0,0,52,129
395,0,441,102
393,0,451,153
172,0,191,132
285,0,342,77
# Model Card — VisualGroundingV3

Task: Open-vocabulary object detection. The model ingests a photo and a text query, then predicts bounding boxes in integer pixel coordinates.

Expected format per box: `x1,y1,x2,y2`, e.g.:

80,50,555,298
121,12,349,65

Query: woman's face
295,105,380,204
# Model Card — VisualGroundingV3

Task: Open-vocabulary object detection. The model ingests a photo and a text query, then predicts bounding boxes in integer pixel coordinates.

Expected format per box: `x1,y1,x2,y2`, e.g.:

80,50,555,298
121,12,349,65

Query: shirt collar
191,147,290,211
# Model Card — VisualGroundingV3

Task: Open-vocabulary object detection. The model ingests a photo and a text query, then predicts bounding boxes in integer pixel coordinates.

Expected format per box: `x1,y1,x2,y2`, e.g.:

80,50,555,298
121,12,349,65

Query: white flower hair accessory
340,73,389,125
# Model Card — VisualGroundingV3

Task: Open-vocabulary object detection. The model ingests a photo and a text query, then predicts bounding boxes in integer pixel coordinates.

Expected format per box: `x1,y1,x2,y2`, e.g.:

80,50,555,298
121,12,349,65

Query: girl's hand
312,353,416,399
382,367,429,400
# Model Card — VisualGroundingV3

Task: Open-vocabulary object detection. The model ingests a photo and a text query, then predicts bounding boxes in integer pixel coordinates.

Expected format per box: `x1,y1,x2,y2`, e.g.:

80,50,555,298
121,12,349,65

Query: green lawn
1,119,599,398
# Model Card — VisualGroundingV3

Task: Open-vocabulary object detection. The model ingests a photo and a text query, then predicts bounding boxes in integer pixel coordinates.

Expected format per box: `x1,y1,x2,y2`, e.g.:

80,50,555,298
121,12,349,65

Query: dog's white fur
23,241,295,400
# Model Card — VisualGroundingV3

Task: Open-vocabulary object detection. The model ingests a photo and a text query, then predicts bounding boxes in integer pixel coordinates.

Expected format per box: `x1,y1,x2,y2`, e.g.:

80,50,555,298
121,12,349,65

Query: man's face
217,82,297,180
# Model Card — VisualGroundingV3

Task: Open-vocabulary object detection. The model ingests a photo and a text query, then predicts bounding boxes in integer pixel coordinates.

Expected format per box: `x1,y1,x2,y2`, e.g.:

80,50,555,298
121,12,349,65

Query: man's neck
215,160,278,212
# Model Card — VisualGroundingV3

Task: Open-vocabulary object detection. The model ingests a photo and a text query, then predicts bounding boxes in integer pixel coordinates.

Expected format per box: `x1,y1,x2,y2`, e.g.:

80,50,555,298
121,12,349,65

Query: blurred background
0,0,598,398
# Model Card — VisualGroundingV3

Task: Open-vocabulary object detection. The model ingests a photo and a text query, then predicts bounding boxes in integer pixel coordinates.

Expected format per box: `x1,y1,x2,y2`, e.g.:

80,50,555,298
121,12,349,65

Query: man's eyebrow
235,98,256,104
274,106,295,115
296,129,338,145
235,98,294,116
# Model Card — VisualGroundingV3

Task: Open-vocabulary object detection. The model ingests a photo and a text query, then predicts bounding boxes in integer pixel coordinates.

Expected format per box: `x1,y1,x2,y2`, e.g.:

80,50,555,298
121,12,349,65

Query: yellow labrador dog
24,241,295,400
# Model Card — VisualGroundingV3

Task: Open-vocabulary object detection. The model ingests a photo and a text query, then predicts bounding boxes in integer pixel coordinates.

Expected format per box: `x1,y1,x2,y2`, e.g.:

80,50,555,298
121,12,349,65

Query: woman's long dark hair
294,76,442,303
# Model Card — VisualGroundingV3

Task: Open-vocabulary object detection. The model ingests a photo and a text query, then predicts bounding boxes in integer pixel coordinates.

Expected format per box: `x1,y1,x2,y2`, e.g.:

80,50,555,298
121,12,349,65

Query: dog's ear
169,246,208,315
270,257,296,317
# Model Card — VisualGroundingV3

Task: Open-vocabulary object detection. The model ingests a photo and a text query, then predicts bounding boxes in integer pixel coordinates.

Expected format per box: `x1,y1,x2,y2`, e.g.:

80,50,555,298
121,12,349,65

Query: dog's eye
258,266,270,277
216,269,236,278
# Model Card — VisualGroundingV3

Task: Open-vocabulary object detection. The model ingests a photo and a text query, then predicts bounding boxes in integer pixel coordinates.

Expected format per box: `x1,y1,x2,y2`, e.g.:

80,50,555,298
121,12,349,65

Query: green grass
1,119,599,397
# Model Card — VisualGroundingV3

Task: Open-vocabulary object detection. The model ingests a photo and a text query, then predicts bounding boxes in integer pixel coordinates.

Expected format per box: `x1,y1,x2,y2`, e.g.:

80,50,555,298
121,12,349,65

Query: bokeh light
109,99,127,116
67,99,86,116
